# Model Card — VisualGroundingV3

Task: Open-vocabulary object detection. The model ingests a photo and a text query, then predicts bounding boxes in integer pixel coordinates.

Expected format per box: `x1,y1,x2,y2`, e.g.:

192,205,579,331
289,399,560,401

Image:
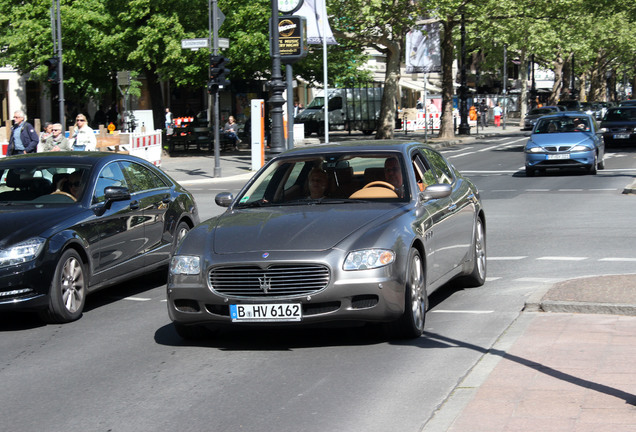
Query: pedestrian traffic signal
44,57,59,83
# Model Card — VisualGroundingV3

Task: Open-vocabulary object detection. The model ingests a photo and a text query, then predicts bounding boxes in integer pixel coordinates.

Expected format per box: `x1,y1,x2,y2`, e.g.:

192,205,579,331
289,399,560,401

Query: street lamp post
268,0,287,154
457,14,470,135
530,54,537,110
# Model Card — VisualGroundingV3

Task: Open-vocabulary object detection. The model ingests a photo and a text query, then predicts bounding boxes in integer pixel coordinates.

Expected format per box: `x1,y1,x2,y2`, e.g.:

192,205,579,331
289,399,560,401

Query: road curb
622,179,636,194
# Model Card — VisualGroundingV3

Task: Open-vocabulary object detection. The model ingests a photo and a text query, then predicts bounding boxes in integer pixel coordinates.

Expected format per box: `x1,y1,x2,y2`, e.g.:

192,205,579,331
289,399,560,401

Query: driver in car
384,157,404,198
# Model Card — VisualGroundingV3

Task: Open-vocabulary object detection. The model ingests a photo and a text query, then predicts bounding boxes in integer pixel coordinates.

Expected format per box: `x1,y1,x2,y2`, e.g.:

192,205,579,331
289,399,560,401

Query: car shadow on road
154,280,470,350
0,269,169,331
83,268,168,312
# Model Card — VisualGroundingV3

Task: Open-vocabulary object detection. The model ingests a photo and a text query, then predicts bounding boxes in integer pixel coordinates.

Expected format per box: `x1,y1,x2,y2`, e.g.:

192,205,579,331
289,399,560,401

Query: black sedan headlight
0,238,45,269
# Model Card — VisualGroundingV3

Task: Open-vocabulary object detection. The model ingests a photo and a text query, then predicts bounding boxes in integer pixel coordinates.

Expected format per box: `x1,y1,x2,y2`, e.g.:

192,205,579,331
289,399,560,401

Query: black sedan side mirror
104,186,131,201
215,192,234,207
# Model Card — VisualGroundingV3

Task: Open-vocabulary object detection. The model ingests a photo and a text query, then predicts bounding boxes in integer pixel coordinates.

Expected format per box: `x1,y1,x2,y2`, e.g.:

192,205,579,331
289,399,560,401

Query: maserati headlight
170,255,201,275
343,249,395,271
0,238,46,268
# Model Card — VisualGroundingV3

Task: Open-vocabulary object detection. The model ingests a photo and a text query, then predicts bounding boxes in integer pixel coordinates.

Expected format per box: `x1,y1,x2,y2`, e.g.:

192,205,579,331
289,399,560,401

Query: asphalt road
1,134,635,432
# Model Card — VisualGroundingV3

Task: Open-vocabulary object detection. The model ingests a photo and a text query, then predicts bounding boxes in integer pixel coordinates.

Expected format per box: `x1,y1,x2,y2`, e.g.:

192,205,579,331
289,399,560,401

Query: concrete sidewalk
424,276,636,432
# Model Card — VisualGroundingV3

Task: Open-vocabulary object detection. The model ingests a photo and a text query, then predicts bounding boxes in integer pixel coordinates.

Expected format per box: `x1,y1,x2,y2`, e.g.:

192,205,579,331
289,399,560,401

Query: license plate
547,154,570,160
613,134,630,139
230,303,302,322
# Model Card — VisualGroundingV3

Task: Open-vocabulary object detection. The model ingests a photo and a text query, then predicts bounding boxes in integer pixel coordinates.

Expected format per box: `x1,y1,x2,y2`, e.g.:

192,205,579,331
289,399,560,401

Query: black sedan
168,140,486,340
600,106,636,146
0,152,199,323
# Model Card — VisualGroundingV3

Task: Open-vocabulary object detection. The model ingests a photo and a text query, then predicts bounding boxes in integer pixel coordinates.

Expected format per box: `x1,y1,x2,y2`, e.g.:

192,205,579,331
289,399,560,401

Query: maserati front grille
209,264,330,297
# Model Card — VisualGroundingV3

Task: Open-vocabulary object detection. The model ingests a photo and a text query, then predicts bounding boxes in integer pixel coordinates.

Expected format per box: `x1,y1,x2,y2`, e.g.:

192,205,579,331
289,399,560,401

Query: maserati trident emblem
259,275,272,293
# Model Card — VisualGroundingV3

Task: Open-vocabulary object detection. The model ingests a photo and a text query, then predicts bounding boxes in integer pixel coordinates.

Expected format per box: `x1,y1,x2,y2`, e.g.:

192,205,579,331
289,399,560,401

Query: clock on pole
278,0,303,14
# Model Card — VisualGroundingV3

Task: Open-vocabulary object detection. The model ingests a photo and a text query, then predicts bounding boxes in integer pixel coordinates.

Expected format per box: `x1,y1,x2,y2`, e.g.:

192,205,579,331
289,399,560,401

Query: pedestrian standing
165,107,173,130
42,123,71,152
478,99,488,128
38,122,54,152
493,103,502,127
70,114,97,151
8,110,39,155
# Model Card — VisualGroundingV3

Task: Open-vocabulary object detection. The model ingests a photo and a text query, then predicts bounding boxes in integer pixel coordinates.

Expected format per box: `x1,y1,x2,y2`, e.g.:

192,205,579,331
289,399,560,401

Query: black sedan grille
208,265,330,298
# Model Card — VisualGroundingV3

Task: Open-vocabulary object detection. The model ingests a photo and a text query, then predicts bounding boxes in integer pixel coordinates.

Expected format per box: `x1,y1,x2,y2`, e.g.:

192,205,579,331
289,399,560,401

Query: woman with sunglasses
70,114,96,151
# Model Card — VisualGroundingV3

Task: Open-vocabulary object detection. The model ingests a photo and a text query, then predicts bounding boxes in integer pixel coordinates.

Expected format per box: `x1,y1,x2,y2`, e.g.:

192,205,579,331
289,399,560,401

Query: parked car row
524,100,632,130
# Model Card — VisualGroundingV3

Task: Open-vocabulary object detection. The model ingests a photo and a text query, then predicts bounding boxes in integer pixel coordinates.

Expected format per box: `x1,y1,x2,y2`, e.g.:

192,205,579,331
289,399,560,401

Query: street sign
181,38,209,50
117,71,131,86
219,38,229,49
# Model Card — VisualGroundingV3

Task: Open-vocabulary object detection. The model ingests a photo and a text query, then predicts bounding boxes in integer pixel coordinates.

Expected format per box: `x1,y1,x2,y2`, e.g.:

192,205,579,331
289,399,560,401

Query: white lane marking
446,138,528,159
537,256,588,261
488,256,527,260
514,277,562,283
431,310,494,314
599,257,636,262
123,296,152,302
486,277,502,281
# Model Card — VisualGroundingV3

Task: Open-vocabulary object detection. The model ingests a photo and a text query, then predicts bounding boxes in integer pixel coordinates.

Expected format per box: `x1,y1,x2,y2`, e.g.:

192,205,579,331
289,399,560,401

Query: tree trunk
578,71,587,101
438,20,456,139
549,54,565,105
376,43,402,139
518,48,528,128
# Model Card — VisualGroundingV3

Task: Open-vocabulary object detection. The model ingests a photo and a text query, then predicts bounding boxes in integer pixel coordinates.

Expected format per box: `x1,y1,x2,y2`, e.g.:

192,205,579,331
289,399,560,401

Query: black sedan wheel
40,249,86,323
172,221,190,253
388,248,427,339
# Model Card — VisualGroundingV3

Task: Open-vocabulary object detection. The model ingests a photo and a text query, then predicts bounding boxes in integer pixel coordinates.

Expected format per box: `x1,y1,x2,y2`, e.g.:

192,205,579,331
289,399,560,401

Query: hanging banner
294,0,337,45
405,23,442,73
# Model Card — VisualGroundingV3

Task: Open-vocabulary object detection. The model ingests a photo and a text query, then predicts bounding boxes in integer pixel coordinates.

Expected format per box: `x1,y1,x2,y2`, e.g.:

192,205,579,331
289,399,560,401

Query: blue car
524,112,605,176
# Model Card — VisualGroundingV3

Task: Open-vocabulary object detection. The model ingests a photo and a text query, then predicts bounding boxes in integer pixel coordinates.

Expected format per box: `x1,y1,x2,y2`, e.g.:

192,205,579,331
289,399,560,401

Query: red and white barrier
129,130,162,166
400,112,478,131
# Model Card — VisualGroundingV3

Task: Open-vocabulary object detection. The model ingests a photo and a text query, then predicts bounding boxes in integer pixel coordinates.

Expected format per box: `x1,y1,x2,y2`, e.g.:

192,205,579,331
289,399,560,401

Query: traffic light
208,55,231,94
44,57,59,83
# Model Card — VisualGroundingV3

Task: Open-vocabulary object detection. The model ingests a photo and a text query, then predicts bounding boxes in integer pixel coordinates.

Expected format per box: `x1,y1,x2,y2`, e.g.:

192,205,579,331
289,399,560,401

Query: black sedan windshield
0,163,90,204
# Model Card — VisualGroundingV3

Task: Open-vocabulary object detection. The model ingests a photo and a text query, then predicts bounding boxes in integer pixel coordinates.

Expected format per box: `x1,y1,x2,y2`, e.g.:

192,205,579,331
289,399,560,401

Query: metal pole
211,0,221,176
503,44,507,130
55,0,65,129
286,64,294,150
268,1,286,153
457,14,470,135
423,76,428,143
322,14,329,143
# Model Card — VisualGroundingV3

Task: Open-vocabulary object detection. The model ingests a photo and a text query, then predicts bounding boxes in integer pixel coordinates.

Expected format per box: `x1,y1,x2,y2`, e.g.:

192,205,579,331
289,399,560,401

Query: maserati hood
212,205,399,254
